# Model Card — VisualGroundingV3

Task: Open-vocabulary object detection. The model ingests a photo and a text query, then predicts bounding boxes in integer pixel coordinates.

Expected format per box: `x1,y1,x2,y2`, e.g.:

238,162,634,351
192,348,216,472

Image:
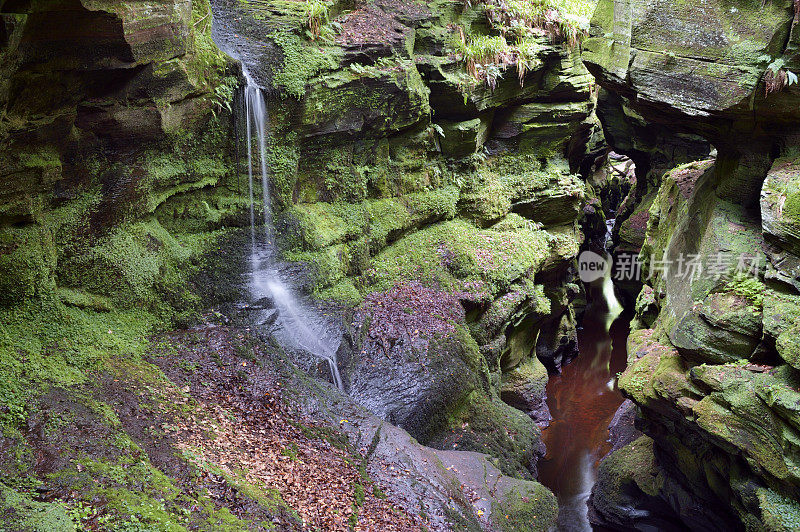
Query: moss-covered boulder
639,160,767,365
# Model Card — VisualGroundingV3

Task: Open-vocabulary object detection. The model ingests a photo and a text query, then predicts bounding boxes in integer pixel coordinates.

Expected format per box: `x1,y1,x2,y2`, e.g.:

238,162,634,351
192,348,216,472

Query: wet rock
762,153,800,257
249,296,276,310
437,116,491,158
500,357,552,427
606,399,641,453
589,436,693,532
329,399,559,531
259,309,278,327
584,0,800,141
344,283,483,440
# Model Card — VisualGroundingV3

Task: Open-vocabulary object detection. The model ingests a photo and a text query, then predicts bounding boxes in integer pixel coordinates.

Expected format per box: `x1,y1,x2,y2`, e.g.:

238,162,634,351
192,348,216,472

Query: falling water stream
240,72,344,391
209,0,345,390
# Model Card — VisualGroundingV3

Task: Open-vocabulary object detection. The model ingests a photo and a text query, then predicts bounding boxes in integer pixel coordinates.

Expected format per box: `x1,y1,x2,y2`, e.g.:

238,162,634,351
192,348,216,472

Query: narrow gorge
1,0,799,531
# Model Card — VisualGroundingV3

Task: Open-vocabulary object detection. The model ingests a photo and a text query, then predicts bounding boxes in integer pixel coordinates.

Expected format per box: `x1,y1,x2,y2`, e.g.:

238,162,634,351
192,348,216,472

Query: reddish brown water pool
538,288,631,531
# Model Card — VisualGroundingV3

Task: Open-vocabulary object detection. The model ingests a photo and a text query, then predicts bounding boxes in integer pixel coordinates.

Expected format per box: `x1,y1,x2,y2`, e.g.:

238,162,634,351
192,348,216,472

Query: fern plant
454,0,595,88
765,58,799,96
211,76,240,118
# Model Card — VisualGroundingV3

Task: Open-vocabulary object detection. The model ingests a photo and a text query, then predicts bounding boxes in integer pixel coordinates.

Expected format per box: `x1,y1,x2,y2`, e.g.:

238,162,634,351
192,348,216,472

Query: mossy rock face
584,0,800,137
298,58,431,139
762,153,800,256
425,392,545,479
583,0,800,528
590,436,670,529
0,224,57,306
617,190,653,253
344,283,487,442
763,289,800,370
638,160,767,365
613,330,800,528
490,481,558,531
437,116,491,158
500,356,550,424
0,0,238,310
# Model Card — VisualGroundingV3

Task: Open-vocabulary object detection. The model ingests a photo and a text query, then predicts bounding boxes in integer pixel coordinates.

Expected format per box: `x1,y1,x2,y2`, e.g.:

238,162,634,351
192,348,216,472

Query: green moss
783,191,800,222
433,391,541,478
490,483,558,532
187,0,228,90
267,139,300,206
56,287,113,312
364,218,550,298
459,171,512,224
593,436,663,517
0,223,56,305
156,187,250,234
58,219,230,316
271,30,343,99
724,273,765,309
284,187,461,292
0,299,157,434
315,279,363,306
16,147,62,171
349,482,366,528
0,485,77,532
758,488,800,531
286,243,349,288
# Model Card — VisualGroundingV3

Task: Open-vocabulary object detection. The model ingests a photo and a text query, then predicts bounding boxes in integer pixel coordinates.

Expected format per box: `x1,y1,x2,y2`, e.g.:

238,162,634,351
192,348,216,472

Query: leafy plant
303,0,330,41
483,0,593,48
515,39,543,84
211,76,239,118
191,0,226,85
765,58,799,96
453,0,595,87
725,273,765,309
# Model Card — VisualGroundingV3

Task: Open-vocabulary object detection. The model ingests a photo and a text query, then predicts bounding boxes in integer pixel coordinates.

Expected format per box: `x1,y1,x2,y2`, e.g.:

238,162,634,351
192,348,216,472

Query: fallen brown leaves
151,325,423,531
335,0,427,47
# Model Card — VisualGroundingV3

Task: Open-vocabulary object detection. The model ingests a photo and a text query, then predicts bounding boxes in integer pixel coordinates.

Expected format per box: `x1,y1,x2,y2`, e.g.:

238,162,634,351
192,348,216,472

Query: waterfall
601,218,623,321
243,74,273,244
241,73,344,391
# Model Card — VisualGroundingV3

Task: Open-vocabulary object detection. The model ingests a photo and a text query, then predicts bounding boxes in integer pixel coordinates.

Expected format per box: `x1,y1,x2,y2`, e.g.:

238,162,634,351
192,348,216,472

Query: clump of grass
458,35,512,88
725,273,765,310
455,0,595,87
482,0,593,48
303,0,330,40
515,38,543,84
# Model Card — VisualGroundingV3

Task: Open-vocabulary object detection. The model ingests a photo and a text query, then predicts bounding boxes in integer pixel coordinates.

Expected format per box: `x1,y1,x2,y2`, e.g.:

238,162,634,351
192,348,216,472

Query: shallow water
538,284,630,531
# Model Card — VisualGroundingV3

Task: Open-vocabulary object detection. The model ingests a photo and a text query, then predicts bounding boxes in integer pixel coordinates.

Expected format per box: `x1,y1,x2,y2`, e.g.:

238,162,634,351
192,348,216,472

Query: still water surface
538,282,630,531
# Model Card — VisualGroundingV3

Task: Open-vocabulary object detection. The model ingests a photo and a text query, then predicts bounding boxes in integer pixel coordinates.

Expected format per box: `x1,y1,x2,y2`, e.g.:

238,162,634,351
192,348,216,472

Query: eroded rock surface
585,0,800,530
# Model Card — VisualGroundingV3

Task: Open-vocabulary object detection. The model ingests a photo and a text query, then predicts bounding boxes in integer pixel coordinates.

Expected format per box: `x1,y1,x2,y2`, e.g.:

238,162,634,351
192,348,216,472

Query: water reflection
538,280,630,531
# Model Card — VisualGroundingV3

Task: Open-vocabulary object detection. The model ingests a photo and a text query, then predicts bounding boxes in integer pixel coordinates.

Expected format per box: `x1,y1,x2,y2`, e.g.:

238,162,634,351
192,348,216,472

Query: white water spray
602,218,623,320
241,73,343,391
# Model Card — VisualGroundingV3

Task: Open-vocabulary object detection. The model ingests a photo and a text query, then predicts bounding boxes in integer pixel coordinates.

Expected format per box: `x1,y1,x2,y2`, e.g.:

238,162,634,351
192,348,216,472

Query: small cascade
603,218,615,250
239,73,344,391
601,217,623,319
